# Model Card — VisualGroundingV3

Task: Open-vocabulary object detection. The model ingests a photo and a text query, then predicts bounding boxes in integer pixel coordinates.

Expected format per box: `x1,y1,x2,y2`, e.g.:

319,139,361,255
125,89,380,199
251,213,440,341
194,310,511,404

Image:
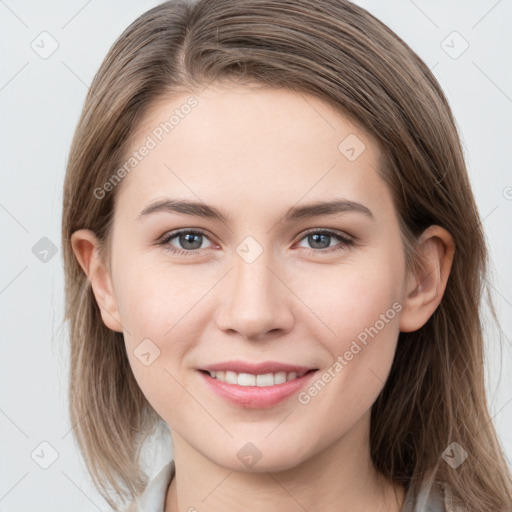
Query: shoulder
122,459,175,512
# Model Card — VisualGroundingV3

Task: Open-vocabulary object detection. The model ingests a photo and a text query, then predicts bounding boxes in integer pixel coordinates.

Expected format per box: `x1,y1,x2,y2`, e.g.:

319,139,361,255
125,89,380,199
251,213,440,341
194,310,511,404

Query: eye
157,228,355,257
158,229,214,256
296,229,354,254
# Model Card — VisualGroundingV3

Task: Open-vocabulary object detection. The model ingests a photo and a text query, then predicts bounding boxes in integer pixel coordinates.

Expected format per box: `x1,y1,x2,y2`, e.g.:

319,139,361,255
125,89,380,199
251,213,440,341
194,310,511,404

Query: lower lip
198,370,318,408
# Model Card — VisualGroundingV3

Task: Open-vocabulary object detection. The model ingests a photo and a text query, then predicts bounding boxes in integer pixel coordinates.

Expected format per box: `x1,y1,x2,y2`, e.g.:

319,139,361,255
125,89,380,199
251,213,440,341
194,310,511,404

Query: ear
70,229,123,332
399,225,455,333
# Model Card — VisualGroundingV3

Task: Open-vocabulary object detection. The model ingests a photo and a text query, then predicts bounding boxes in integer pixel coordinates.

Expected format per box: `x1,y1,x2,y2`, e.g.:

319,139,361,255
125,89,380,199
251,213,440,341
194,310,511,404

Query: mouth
197,361,319,408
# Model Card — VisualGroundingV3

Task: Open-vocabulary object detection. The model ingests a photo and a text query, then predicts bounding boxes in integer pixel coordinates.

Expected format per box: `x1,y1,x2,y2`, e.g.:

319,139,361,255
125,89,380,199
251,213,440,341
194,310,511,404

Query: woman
61,1,512,510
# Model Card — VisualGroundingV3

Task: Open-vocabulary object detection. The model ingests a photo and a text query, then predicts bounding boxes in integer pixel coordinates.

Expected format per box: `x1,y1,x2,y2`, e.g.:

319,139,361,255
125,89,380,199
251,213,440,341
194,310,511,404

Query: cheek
113,260,216,414
295,254,404,408
119,287,194,423
299,254,403,348
110,262,175,386
113,256,204,337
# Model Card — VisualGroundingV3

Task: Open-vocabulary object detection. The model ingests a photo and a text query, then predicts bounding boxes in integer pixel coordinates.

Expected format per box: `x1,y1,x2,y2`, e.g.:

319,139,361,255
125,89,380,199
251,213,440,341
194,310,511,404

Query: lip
197,360,318,409
200,360,314,375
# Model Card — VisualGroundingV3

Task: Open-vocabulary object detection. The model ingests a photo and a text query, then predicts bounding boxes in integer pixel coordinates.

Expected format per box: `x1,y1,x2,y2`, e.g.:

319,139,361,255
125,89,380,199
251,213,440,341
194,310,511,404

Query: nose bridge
234,246,274,304
217,236,293,338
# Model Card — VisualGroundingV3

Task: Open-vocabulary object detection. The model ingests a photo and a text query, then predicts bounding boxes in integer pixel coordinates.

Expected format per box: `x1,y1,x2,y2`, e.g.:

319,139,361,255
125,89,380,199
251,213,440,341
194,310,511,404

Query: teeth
273,372,287,385
207,370,306,386
226,371,237,384
256,373,274,386
238,373,256,386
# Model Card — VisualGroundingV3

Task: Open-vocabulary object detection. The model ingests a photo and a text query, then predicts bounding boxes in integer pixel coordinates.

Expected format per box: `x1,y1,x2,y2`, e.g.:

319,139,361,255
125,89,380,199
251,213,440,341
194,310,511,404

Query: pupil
181,233,202,249
310,233,330,249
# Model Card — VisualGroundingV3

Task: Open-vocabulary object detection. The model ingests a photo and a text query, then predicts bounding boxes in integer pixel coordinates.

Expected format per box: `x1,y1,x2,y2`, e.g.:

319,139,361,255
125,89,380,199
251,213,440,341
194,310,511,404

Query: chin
204,437,312,474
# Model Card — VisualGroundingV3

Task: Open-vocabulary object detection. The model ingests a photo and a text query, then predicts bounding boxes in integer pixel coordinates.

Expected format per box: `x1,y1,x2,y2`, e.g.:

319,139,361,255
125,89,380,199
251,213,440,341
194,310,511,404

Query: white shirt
123,459,453,512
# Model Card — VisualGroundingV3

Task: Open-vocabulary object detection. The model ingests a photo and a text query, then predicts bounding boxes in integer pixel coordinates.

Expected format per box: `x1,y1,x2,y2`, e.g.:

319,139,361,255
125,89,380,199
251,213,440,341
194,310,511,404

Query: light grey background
1,0,511,510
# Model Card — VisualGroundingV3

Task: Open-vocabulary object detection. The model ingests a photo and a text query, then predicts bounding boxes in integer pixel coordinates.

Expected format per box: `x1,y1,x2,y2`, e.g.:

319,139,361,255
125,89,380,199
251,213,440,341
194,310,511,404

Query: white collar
124,460,175,512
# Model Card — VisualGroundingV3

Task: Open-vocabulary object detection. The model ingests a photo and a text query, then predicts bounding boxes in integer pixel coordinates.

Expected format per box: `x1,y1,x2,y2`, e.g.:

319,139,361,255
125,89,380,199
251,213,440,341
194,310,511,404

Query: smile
197,361,318,408
205,370,311,387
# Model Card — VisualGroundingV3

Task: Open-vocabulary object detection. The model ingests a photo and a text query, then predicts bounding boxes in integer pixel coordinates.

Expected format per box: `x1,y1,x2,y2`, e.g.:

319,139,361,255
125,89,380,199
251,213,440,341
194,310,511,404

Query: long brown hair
61,0,512,509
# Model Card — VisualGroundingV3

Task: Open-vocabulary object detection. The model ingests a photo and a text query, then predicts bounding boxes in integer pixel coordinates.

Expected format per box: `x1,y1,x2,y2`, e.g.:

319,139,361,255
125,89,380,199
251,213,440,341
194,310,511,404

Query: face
102,84,410,471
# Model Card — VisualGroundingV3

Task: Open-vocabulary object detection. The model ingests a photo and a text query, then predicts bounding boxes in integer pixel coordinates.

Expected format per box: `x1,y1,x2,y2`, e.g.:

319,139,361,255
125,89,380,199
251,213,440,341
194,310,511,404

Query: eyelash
157,228,355,257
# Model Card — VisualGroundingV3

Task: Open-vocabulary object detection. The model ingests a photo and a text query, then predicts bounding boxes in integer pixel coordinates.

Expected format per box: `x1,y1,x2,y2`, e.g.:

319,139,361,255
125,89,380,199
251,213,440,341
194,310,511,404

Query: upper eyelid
299,227,353,239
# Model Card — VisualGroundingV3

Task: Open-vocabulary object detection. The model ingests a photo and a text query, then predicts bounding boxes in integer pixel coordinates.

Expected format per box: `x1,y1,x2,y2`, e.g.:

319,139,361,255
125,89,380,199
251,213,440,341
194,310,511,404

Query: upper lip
200,360,316,375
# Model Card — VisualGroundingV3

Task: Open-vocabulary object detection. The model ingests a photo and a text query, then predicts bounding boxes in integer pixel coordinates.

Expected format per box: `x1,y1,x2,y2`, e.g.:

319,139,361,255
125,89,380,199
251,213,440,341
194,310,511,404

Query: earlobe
399,226,455,333
70,229,123,333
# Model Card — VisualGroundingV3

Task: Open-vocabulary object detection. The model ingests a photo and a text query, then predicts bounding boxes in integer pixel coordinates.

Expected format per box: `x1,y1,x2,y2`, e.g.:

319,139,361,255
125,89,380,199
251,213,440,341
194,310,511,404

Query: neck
164,412,404,512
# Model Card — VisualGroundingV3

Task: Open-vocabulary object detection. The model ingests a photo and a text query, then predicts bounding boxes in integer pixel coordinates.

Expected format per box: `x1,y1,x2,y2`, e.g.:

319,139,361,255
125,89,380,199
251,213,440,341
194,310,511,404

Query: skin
72,84,455,512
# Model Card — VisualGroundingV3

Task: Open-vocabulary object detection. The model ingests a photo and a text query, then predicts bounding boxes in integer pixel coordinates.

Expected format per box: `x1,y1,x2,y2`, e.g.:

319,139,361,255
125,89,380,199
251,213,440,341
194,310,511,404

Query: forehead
115,84,388,220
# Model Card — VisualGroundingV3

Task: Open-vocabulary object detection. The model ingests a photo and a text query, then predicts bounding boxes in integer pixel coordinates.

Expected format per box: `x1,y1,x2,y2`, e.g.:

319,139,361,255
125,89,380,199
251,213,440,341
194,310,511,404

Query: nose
215,243,295,341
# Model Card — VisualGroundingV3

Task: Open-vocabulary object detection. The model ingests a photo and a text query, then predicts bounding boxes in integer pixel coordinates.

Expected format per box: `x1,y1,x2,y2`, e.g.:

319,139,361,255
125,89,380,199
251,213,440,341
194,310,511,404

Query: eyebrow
137,198,374,223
